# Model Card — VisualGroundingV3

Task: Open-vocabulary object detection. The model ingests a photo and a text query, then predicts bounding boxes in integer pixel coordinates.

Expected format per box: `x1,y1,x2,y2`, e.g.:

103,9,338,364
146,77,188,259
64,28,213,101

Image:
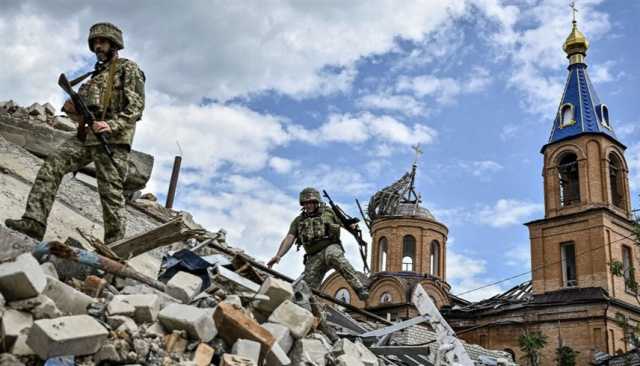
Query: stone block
167,271,202,303
1,309,33,349
265,343,291,366
26,315,109,359
52,116,76,132
232,339,261,364
336,354,365,366
40,262,59,280
111,294,160,323
223,294,243,307
261,322,293,353
144,321,167,338
121,284,179,309
158,303,217,342
42,276,96,315
213,303,275,357
106,315,138,334
267,300,315,339
355,341,378,366
193,343,215,366
215,265,260,293
221,354,257,366
255,277,293,315
0,253,47,301
290,338,329,366
164,330,188,353
9,295,62,319
107,297,136,317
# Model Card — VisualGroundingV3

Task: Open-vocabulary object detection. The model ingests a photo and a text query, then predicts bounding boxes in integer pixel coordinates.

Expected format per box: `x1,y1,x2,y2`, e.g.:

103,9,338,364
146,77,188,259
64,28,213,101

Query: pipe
165,155,182,208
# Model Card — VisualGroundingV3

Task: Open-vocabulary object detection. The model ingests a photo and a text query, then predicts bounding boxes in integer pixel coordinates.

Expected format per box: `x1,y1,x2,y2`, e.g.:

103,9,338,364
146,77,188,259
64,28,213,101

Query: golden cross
570,1,578,23
411,143,423,164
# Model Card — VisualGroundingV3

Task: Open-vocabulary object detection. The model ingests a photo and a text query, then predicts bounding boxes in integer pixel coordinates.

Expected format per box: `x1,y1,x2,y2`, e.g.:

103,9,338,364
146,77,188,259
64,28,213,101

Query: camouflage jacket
76,57,145,147
288,204,342,253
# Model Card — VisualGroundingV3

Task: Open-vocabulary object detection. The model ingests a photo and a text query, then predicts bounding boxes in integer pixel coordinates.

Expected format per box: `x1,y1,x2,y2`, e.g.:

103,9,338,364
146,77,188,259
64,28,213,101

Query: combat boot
356,287,370,301
4,217,45,241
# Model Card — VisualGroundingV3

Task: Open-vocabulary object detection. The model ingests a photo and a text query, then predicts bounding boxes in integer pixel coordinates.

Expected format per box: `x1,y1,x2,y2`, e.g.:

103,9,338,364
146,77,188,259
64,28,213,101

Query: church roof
544,21,622,150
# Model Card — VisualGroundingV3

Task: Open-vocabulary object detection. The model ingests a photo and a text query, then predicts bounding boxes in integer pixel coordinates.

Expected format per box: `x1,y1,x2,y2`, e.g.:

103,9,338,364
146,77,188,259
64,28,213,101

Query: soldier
268,187,369,301
5,22,145,244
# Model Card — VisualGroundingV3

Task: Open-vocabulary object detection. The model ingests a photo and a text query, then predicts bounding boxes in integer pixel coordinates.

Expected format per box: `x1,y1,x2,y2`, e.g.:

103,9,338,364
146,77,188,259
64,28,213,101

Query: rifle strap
69,70,94,87
100,59,118,121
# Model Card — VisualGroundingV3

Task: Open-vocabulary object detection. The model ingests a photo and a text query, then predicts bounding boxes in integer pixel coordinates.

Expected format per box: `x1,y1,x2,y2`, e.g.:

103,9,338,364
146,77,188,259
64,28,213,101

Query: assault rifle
58,73,116,166
322,190,370,273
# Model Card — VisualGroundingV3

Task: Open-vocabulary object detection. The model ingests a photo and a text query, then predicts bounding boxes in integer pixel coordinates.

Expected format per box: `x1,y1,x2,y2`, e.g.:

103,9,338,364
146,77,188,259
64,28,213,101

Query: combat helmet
299,187,322,205
88,22,124,51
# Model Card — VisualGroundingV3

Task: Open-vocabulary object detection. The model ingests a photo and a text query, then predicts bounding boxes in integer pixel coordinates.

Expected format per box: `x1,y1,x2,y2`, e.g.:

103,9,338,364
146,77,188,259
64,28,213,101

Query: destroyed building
320,18,640,366
0,89,515,364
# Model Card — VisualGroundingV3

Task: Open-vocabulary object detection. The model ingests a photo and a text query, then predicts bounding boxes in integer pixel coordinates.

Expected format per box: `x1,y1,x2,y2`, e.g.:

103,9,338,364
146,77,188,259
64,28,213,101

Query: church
320,16,639,365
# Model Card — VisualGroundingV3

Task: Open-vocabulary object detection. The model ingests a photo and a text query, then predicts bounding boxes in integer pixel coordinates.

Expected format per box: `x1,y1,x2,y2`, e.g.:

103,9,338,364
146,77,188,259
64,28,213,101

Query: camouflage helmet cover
88,22,124,51
299,187,322,205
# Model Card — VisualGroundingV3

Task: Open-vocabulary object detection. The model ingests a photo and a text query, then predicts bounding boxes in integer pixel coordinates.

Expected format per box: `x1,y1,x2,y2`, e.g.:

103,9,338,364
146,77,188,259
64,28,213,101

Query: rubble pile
0,226,388,366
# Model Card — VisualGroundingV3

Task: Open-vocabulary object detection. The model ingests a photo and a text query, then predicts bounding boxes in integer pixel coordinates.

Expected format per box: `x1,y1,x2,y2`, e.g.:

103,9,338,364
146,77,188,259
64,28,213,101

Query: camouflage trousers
302,243,365,292
23,137,130,244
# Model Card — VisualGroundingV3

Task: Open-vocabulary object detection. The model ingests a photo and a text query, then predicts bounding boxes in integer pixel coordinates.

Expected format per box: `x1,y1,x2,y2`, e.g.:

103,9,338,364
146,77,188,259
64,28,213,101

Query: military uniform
7,23,145,244
289,201,367,294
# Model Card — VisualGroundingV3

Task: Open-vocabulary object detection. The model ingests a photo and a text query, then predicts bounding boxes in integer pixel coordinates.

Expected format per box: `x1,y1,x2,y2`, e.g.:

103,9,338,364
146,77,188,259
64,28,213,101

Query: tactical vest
297,206,340,255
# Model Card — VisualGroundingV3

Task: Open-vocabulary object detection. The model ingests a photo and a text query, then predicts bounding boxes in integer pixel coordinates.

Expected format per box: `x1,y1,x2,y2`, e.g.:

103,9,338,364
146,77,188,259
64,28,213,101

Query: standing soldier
5,22,145,244
268,187,369,301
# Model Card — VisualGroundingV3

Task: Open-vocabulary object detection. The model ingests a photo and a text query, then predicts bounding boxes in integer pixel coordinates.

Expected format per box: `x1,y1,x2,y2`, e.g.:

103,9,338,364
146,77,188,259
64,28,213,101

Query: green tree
518,331,548,366
555,345,579,366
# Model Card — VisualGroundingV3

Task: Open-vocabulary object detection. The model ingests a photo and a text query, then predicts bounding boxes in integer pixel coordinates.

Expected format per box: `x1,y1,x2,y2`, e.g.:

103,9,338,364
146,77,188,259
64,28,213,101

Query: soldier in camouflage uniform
268,187,369,301
5,23,145,244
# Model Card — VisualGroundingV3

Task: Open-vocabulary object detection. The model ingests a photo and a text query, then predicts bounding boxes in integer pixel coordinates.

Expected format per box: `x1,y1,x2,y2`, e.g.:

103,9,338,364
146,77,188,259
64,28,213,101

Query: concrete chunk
262,322,293,353
290,338,329,366
111,294,160,323
266,343,291,366
0,253,47,301
216,265,260,293
193,343,215,366
40,262,59,280
336,354,365,366
1,309,33,349
107,297,136,317
42,276,96,315
26,315,109,359
255,277,293,314
330,338,359,359
355,341,378,366
158,303,217,342
9,294,62,319
221,354,256,366
167,271,202,303
232,339,261,364
267,300,315,339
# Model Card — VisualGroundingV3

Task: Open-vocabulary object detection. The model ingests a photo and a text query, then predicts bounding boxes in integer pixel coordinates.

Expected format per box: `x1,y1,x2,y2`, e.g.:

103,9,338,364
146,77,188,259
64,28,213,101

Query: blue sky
2,0,639,301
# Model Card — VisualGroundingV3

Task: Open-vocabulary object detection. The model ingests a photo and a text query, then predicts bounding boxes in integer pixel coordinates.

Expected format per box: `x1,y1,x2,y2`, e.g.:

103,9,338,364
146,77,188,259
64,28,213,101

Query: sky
1,0,639,302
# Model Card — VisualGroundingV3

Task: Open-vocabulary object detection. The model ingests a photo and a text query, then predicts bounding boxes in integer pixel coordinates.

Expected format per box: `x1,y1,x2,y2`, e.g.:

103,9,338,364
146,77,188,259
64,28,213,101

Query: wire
454,228,638,297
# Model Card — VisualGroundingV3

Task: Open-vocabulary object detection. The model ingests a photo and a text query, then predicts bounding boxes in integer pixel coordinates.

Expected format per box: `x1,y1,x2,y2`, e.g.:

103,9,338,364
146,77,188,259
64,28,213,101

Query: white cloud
615,122,638,138
290,164,374,196
356,93,428,117
458,160,503,178
289,112,437,147
269,157,297,174
447,249,505,302
626,143,640,191
0,1,474,104
477,199,543,227
590,61,624,84
396,66,492,104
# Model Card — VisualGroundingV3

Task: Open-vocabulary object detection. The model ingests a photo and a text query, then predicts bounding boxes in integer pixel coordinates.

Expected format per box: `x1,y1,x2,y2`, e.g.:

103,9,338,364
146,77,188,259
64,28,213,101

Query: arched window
379,237,388,271
558,153,580,207
560,103,575,127
402,235,416,271
609,153,625,209
335,288,351,304
380,292,392,304
430,240,440,277
598,104,610,128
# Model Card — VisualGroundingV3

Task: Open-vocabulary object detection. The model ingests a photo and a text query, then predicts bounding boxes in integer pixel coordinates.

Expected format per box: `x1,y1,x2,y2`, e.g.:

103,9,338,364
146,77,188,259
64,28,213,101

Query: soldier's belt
303,239,335,256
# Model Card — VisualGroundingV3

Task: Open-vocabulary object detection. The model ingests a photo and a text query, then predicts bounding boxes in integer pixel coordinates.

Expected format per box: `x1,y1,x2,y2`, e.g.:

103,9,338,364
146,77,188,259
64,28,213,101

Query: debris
164,330,188,353
110,294,160,323
26,314,109,359
158,303,217,342
254,276,293,315
167,271,203,303
1,309,33,350
82,275,108,297
39,262,59,280
290,338,330,366
220,353,257,366
213,303,276,358
262,322,294,354
267,300,315,339
231,339,261,364
0,253,47,301
193,343,215,366
42,276,96,315
215,265,261,293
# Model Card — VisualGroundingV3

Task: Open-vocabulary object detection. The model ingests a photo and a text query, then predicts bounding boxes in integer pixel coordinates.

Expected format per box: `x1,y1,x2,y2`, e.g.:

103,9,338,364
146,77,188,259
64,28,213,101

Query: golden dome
563,21,589,58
